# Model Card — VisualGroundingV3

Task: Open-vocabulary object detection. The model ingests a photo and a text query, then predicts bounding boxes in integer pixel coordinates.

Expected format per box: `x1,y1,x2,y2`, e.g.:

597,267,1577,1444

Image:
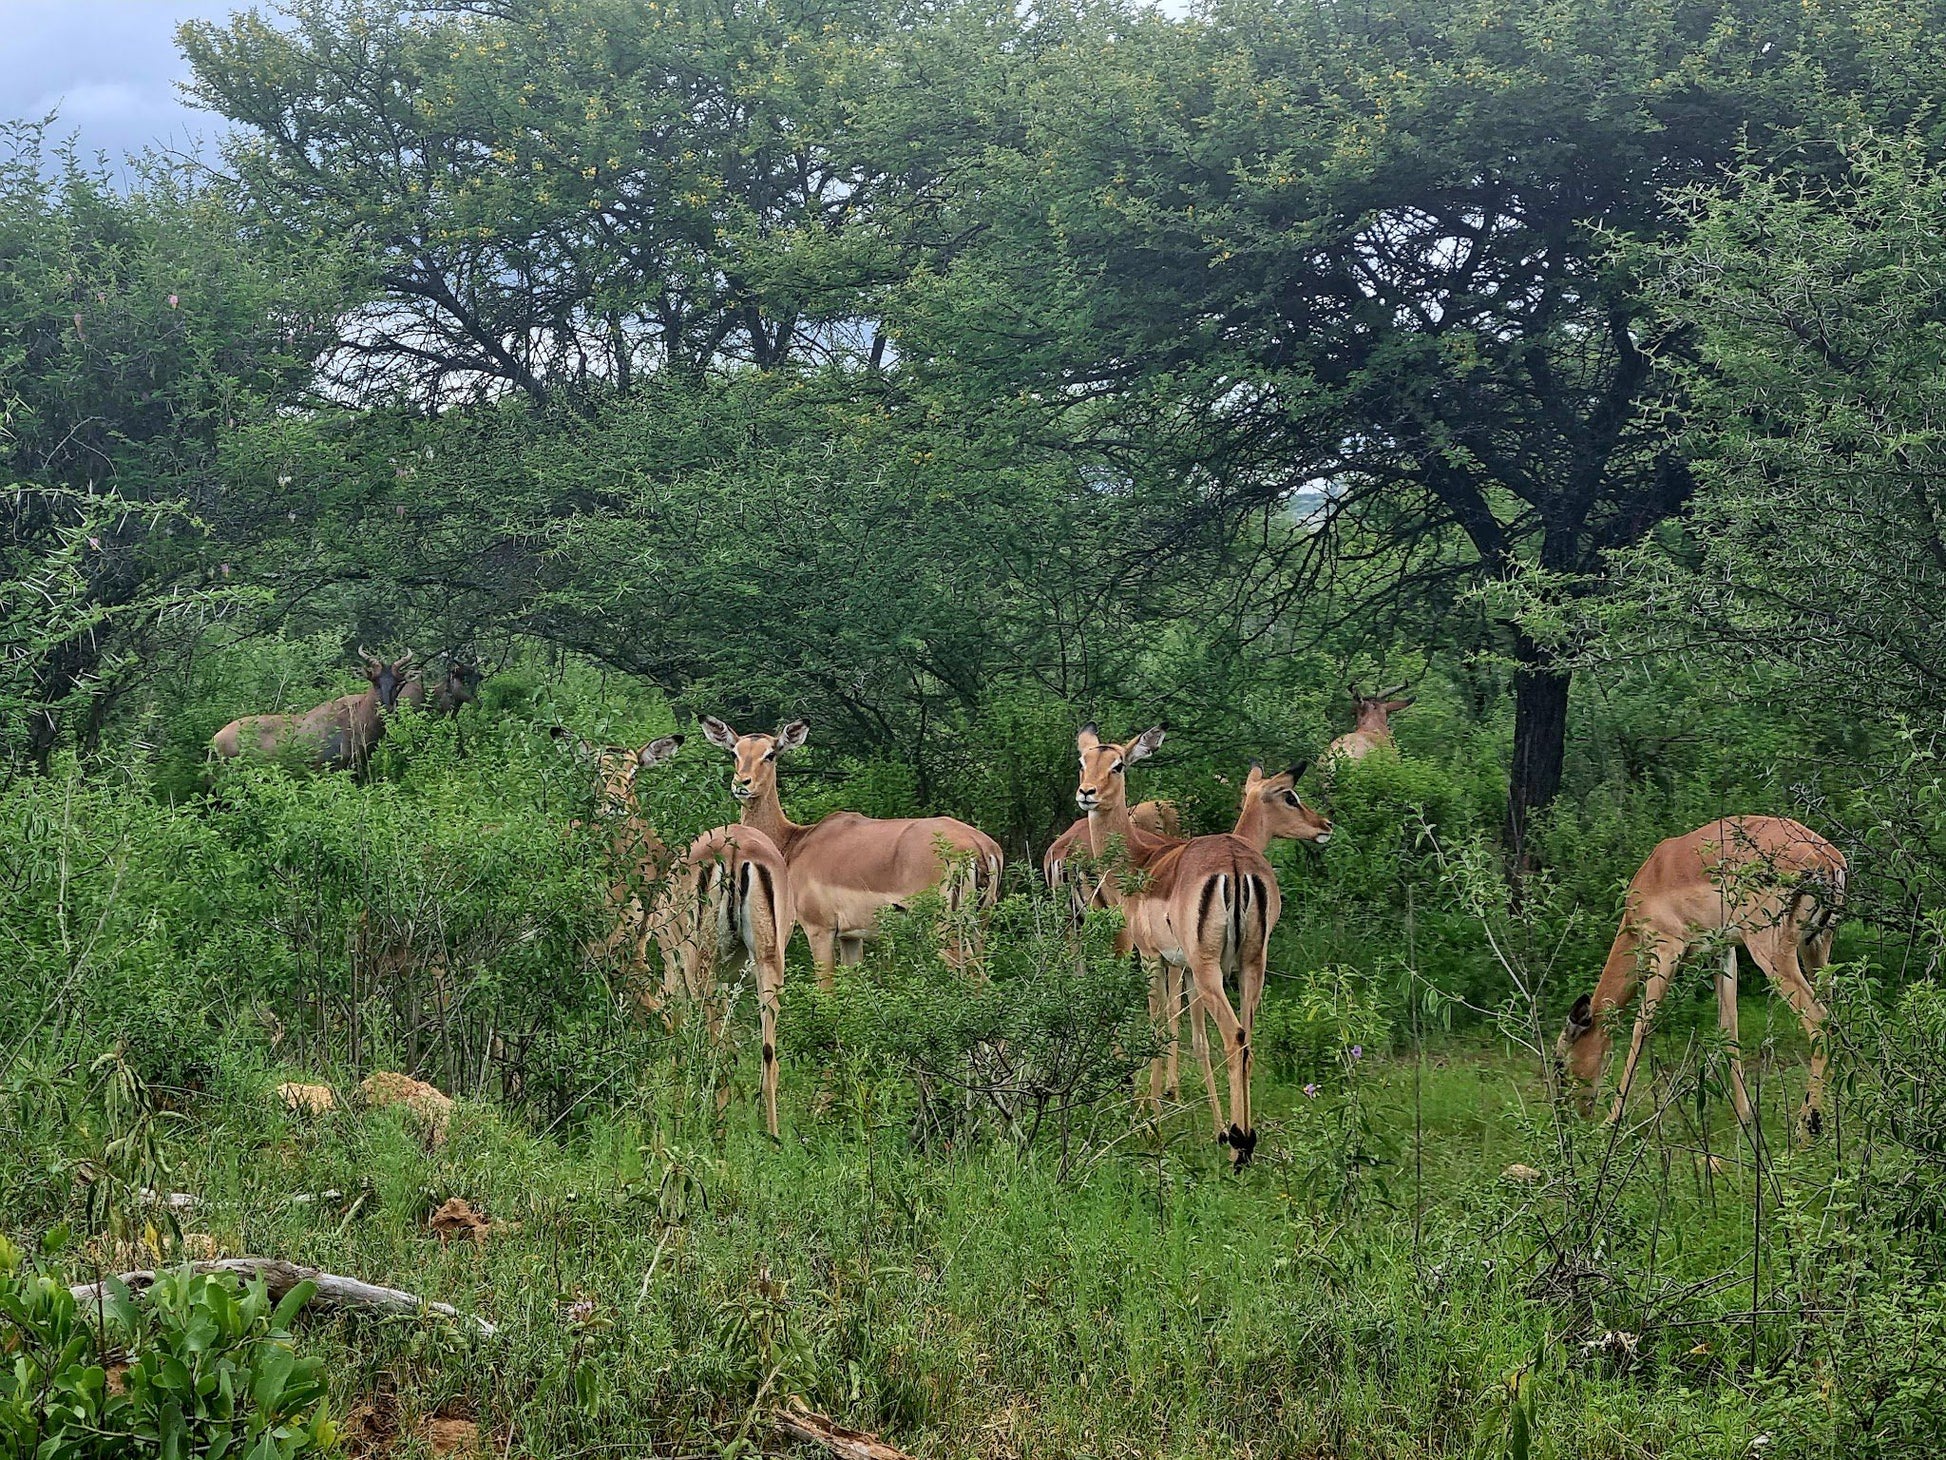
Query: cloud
2,1,243,162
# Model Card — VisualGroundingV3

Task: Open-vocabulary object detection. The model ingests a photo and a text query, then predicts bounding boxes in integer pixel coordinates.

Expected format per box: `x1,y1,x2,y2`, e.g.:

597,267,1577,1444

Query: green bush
788,888,1154,1165
0,1237,335,1460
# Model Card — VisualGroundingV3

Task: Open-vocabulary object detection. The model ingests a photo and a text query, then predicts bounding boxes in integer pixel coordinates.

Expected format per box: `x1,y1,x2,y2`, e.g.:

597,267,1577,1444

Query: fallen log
69,1258,495,1336
773,1399,916,1460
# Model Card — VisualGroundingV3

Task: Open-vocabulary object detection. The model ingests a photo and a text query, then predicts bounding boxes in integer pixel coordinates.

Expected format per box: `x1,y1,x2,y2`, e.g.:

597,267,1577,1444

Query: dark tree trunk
1504,631,1570,872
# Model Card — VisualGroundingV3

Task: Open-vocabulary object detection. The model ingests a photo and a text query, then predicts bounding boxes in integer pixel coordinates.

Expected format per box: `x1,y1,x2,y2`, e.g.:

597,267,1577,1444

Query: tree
0,124,343,770
180,0,899,404
1634,140,1946,711
885,0,1946,860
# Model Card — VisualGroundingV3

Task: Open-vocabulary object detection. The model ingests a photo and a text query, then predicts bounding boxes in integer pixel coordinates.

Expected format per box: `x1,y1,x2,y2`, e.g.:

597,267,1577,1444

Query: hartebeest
1557,816,1846,1141
401,659,483,716
568,731,794,1136
1074,725,1312,1166
1322,685,1413,764
699,717,1003,989
209,649,415,776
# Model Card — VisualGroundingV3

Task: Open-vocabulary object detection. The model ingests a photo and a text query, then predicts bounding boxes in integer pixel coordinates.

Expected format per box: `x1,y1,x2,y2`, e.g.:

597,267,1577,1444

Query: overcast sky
6,1,247,168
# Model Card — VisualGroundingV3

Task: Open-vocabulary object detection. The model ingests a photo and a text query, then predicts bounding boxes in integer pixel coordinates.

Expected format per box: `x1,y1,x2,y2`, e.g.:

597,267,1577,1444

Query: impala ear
1286,760,1311,784
1077,723,1101,752
1128,725,1166,763
1565,993,1596,1038
699,715,739,752
774,719,810,751
638,734,684,767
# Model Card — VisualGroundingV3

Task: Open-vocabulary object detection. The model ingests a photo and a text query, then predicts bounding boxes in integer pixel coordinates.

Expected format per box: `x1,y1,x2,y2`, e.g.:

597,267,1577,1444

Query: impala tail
1200,864,1273,976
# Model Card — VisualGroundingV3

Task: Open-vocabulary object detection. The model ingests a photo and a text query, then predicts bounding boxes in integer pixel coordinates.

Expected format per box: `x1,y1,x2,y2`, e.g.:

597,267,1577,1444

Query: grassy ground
7,990,1841,1460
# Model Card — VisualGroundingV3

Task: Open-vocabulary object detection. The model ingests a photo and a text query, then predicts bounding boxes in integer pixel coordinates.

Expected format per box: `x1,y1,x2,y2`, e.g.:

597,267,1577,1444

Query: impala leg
1144,956,1170,1116
1608,942,1677,1126
803,924,839,993
1187,979,1225,1138
1750,926,1832,1142
1192,962,1251,1161
757,950,783,1140
1161,959,1185,1101
1715,944,1754,1131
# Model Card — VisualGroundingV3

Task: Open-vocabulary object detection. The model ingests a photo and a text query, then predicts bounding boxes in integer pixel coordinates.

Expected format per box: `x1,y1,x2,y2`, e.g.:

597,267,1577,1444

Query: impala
1043,799,1179,922
1322,685,1413,764
699,716,1003,989
209,648,415,776
1557,816,1846,1141
1075,725,1317,1166
569,731,795,1136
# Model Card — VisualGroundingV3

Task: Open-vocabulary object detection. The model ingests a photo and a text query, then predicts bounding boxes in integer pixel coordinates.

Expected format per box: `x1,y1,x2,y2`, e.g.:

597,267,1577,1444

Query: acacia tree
180,0,900,404
1635,142,1946,709
886,0,1946,859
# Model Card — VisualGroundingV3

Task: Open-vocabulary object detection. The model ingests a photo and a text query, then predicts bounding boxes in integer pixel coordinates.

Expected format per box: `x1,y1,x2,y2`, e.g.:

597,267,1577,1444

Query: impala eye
1284,790,1301,806
764,750,777,762
1111,760,1124,774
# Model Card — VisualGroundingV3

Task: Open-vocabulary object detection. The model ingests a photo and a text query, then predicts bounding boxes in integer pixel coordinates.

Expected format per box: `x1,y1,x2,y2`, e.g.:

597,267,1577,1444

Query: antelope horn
1379,681,1410,699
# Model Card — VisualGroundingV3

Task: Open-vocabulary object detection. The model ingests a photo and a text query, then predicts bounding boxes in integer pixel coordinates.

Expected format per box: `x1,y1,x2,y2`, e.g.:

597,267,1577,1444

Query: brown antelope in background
1044,799,1180,922
699,716,1003,989
565,730,794,1136
401,659,483,717
209,649,415,776
1557,816,1846,1142
1322,684,1413,764
1074,725,1300,1166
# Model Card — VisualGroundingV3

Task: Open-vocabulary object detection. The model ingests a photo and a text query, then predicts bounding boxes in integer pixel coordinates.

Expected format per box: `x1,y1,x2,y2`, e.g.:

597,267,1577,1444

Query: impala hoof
1804,1107,1824,1139
1226,1125,1257,1166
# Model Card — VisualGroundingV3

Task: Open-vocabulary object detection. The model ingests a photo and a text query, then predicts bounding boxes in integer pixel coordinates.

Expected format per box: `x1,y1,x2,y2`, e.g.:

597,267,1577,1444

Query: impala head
1244,762,1333,845
1075,723,1165,815
1556,992,1604,1112
1351,683,1414,731
594,735,684,814
700,715,809,804
359,647,415,711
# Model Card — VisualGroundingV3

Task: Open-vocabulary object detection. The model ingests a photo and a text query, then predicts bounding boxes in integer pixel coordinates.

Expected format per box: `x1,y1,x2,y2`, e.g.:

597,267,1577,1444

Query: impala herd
213,671,1850,1161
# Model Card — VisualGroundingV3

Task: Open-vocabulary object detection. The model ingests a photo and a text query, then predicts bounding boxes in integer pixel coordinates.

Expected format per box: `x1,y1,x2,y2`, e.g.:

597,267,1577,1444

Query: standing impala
1322,685,1413,764
570,732,794,1137
699,717,1003,988
1075,725,1318,1166
1557,816,1846,1141
1161,764,1332,1111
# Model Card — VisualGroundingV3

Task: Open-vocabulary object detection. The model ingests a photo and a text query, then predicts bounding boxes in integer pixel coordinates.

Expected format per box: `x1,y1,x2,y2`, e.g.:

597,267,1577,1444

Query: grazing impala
1075,726,1316,1166
699,717,1004,989
1322,685,1413,764
1044,800,1180,922
569,731,794,1136
209,648,415,776
1557,816,1846,1141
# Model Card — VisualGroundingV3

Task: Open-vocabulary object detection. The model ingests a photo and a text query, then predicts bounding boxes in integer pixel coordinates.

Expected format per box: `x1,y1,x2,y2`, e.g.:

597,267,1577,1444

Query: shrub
789,887,1155,1167
0,1237,335,1459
